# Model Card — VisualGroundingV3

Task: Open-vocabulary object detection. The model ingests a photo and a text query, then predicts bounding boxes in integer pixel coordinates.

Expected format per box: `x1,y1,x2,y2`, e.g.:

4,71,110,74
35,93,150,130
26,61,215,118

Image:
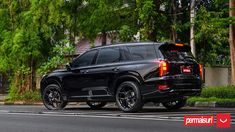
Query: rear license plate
181,67,192,74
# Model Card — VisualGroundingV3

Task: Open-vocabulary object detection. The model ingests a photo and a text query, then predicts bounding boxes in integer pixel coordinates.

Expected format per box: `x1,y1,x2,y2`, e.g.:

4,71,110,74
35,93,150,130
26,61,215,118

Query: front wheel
116,81,143,112
162,99,187,110
87,102,107,109
42,84,67,110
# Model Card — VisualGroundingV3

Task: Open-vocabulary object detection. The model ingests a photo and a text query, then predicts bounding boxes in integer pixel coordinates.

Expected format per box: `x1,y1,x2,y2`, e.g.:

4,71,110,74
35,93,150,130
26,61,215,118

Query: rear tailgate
159,43,201,77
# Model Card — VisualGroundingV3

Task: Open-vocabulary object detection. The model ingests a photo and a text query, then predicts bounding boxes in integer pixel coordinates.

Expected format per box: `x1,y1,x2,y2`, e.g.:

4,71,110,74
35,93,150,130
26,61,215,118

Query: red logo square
184,115,214,126
216,113,231,128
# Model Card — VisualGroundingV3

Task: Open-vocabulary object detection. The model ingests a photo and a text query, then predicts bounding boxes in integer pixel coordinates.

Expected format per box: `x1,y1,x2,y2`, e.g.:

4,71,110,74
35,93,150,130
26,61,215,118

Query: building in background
75,33,115,56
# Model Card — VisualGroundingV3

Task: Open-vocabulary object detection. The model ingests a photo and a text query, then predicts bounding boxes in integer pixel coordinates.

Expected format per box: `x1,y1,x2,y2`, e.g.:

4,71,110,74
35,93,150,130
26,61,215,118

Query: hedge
200,85,235,99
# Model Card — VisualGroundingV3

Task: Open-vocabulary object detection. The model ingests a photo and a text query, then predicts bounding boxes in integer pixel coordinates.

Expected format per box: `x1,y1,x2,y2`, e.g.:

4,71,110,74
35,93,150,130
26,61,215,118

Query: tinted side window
72,50,98,68
120,46,132,61
128,45,157,60
97,48,121,64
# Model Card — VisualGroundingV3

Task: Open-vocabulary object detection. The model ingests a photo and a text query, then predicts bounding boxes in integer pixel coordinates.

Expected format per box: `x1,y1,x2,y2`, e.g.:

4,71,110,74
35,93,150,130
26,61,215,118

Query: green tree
0,0,76,98
79,0,124,45
195,1,230,66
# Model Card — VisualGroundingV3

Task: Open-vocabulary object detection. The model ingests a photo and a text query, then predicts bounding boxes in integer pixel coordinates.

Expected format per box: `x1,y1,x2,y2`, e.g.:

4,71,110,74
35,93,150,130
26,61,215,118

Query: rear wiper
183,56,196,62
184,56,194,59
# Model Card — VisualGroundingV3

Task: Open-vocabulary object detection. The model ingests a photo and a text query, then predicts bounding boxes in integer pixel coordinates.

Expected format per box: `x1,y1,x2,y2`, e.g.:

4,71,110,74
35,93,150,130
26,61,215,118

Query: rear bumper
143,88,201,103
141,75,202,102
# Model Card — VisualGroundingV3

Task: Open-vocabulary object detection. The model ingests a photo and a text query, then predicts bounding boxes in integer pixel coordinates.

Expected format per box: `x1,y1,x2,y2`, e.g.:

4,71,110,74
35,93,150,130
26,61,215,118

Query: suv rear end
142,42,202,109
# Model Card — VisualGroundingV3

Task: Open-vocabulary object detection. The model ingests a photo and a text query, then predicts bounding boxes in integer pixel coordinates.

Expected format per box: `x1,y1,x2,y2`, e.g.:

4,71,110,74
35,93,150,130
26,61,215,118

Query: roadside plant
38,39,75,75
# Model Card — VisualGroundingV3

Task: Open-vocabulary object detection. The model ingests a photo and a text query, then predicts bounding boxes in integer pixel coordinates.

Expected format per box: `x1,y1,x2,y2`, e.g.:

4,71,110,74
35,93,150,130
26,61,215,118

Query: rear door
158,44,200,76
86,47,122,98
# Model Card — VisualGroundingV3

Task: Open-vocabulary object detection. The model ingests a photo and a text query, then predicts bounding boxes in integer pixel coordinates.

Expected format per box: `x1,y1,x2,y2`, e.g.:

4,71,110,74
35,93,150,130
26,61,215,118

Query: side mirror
66,63,71,71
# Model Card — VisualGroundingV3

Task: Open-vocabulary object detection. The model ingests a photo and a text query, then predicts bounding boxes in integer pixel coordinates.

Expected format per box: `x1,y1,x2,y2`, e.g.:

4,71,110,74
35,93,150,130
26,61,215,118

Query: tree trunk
190,0,196,57
29,54,36,91
229,0,235,85
171,0,177,42
101,31,107,46
31,58,36,91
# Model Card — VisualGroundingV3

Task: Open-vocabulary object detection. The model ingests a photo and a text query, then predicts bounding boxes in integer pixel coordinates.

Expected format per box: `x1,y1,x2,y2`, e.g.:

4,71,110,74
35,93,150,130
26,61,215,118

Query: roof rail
91,41,155,49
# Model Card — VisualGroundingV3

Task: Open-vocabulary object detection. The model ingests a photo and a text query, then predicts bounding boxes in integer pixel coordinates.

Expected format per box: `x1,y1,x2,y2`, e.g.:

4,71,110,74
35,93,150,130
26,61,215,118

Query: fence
204,67,231,86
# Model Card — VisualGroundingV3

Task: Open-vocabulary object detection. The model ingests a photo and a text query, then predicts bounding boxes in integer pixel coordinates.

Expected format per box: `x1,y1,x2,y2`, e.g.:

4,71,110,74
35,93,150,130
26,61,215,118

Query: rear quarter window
128,45,157,61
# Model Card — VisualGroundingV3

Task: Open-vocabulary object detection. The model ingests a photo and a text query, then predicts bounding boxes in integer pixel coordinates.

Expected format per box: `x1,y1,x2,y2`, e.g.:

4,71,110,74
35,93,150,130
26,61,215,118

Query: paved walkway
0,94,6,101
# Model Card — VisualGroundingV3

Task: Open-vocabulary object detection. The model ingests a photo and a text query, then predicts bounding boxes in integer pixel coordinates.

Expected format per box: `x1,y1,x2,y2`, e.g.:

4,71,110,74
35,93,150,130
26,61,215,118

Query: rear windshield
159,44,194,60
128,45,157,61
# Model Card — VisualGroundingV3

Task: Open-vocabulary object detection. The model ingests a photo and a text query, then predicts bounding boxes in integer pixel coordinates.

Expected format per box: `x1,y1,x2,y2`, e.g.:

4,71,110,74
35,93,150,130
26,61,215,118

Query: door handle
112,67,119,72
81,70,89,74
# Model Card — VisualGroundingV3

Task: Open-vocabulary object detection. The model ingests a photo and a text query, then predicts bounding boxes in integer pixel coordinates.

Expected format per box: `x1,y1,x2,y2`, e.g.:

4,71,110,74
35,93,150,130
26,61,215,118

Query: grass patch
6,90,41,102
187,86,235,105
187,97,235,105
200,85,235,99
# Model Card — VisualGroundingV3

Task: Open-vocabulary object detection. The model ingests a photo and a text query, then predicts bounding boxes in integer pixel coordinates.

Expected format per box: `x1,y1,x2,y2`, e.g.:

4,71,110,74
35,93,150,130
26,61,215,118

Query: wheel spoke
126,101,133,108
117,85,137,109
130,98,136,104
43,87,62,109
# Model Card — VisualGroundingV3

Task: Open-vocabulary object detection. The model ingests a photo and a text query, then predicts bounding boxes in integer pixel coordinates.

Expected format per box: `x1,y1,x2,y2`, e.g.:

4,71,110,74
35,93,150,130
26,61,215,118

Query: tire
115,81,143,112
42,84,67,110
86,102,107,109
162,99,187,110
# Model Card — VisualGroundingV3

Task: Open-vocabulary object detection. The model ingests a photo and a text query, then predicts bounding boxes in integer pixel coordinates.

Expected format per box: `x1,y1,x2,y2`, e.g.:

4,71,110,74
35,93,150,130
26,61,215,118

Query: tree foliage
195,1,230,66
0,0,232,96
0,0,77,95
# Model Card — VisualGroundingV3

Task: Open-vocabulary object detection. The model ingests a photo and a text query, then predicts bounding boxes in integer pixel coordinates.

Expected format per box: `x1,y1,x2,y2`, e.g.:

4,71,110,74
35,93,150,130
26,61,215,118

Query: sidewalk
0,94,43,105
0,94,6,101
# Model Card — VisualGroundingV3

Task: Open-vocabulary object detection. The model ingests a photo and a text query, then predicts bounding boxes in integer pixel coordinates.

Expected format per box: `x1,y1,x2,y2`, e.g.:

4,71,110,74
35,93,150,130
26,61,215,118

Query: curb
0,101,43,105
1,101,235,108
190,101,235,108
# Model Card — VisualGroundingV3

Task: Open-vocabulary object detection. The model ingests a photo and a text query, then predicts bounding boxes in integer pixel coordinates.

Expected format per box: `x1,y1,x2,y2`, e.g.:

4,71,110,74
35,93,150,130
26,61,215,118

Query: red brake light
159,61,168,77
158,84,169,91
199,64,203,77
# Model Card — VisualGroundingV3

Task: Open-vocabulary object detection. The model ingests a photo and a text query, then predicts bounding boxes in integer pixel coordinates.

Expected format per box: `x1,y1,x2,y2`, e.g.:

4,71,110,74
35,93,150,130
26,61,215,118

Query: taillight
199,64,203,77
158,84,169,91
159,61,168,77
175,43,184,47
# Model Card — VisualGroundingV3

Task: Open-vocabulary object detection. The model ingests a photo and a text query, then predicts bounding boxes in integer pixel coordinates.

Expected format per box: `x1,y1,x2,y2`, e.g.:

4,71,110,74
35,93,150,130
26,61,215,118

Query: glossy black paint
40,42,202,103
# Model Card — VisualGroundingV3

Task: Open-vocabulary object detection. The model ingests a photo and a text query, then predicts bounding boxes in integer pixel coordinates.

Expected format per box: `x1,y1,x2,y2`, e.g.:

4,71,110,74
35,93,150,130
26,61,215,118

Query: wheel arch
40,77,62,93
112,74,143,94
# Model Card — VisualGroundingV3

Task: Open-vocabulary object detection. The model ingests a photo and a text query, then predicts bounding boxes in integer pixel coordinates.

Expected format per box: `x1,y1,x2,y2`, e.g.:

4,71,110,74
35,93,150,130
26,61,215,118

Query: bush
6,90,41,102
187,86,235,105
201,86,235,99
187,97,235,106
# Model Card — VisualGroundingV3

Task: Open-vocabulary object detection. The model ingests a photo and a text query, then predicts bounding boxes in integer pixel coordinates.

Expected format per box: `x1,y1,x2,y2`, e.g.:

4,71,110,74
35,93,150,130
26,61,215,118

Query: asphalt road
0,104,234,132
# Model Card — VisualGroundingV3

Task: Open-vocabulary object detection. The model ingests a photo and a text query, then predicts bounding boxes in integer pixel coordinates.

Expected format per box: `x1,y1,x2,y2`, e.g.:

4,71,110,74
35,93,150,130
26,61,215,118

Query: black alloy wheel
42,84,67,110
162,99,187,110
116,81,143,112
86,102,107,109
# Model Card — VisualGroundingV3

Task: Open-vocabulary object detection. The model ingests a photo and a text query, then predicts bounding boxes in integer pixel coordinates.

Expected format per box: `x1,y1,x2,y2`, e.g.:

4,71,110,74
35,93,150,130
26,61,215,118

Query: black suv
40,42,202,112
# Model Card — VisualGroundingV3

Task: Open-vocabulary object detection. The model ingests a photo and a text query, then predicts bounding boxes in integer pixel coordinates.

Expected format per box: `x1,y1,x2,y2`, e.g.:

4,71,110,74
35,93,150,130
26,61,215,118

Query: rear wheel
162,99,186,110
116,81,143,112
42,84,67,110
86,102,107,109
